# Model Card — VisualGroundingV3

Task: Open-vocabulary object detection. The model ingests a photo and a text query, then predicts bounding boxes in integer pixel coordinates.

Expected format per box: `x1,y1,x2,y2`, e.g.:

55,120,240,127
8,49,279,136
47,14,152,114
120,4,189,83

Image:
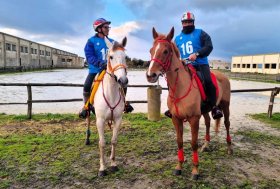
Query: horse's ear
166,27,174,41
105,36,113,49
152,27,158,39
122,37,127,47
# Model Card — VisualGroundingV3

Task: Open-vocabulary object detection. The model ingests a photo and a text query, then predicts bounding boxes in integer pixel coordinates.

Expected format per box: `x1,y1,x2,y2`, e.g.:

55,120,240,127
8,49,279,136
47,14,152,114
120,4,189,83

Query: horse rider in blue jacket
79,18,133,118
165,11,223,120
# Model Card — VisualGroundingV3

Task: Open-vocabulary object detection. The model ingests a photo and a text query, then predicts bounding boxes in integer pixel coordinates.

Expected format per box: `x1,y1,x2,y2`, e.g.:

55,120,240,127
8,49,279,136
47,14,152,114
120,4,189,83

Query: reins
102,47,127,128
151,39,195,117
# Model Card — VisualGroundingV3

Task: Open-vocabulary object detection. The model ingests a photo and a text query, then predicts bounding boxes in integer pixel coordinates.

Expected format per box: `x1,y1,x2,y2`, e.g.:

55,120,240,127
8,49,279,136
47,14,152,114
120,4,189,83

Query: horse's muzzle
146,72,159,83
118,77,128,88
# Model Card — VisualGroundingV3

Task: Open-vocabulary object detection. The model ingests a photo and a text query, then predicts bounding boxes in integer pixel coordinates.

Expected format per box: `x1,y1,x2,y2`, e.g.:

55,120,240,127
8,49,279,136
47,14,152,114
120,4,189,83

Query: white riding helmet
181,12,195,22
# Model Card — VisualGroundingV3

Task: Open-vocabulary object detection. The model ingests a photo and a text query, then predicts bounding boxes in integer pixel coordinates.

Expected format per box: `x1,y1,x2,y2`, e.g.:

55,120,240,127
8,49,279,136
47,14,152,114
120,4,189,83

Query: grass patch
0,113,79,125
249,112,280,129
237,130,280,147
0,113,279,188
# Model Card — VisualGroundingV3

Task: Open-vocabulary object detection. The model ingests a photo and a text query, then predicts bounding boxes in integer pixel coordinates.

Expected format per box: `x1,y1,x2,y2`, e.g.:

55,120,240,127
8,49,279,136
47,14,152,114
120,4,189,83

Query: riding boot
79,92,93,118
123,87,134,113
211,106,223,120
208,88,223,119
164,110,172,118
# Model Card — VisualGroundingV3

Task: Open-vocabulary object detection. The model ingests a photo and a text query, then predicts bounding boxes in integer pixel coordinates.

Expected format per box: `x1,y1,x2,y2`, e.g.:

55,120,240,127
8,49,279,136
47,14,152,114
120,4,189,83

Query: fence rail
0,83,279,119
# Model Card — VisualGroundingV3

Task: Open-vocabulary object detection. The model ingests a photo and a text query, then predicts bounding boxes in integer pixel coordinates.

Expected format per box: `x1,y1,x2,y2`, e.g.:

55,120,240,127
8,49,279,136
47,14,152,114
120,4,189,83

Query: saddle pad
187,64,219,101
85,70,106,109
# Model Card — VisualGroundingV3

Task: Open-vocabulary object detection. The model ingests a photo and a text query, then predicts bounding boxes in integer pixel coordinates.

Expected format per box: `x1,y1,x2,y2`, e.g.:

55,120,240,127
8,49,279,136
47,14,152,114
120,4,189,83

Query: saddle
187,64,219,113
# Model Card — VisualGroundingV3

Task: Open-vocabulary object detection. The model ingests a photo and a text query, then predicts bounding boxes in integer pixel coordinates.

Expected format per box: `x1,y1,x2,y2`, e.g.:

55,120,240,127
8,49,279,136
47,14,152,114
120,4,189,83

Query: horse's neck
102,73,120,100
166,54,192,92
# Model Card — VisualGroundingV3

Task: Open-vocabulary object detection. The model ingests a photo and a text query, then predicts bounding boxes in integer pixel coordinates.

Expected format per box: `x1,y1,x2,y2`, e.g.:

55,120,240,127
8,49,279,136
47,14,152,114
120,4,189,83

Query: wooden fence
0,83,279,119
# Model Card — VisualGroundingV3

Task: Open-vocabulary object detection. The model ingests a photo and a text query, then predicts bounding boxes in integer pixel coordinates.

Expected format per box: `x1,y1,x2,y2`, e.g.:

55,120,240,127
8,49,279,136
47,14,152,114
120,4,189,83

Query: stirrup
164,110,172,118
211,106,223,120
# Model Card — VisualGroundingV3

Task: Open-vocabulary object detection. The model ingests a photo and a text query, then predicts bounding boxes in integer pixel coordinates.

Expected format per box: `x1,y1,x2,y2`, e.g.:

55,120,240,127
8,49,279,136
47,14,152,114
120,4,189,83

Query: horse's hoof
173,169,182,176
98,170,107,177
192,173,200,180
110,166,119,173
200,146,210,152
85,139,90,145
227,148,233,155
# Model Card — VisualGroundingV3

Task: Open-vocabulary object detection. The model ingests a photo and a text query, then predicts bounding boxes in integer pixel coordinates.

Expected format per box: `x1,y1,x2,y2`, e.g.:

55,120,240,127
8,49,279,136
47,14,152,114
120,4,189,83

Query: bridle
106,47,127,80
150,39,173,73
103,46,127,128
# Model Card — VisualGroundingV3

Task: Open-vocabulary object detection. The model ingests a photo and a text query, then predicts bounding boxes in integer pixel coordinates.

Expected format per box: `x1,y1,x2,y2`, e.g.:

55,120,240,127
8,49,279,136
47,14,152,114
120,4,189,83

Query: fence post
27,85,32,119
147,85,162,121
267,88,279,118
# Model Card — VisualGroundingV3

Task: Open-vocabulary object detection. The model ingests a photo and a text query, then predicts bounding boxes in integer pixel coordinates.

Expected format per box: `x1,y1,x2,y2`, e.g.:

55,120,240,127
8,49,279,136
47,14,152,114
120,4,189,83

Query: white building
231,53,280,74
0,32,84,71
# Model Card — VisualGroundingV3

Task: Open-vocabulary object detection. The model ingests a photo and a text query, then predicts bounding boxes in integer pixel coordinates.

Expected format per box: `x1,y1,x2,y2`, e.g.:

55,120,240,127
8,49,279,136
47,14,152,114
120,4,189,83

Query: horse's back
211,70,231,102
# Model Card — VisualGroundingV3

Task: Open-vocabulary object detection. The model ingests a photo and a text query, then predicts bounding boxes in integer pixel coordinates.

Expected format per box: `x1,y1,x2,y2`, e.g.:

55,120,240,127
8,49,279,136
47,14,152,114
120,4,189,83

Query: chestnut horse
146,27,232,179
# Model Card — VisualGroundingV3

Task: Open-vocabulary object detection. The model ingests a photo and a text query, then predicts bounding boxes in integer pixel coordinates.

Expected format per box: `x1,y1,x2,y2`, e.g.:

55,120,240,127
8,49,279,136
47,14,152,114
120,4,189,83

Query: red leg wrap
226,135,232,143
178,148,184,162
205,134,210,142
192,151,199,165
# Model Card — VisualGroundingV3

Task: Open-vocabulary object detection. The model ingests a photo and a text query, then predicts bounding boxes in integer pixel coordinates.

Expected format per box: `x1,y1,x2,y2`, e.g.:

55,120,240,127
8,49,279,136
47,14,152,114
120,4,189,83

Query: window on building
242,64,246,68
265,64,270,69
62,58,66,62
6,43,11,51
46,51,50,56
31,48,34,54
233,64,236,68
271,64,276,69
67,59,72,62
34,49,37,54
25,47,28,53
20,46,24,53
252,64,257,68
237,64,240,68
258,64,262,68
246,64,250,68
12,44,16,51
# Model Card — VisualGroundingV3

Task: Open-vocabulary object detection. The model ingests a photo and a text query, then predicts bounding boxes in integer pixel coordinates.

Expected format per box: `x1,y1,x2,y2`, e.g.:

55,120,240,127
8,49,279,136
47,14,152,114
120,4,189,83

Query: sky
0,0,280,62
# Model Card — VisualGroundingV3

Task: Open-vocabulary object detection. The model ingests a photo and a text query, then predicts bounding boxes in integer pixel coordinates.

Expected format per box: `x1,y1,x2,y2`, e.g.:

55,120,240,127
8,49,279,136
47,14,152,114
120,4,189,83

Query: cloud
0,0,105,35
109,21,151,60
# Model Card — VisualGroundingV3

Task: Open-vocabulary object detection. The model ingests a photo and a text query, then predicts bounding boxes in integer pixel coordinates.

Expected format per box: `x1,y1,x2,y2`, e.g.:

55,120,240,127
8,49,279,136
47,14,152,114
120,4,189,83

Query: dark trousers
193,64,216,107
84,73,97,93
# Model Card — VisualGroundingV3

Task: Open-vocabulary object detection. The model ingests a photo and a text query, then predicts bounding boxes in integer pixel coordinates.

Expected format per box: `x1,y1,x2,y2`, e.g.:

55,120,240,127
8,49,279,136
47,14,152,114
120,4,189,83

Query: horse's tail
214,118,221,134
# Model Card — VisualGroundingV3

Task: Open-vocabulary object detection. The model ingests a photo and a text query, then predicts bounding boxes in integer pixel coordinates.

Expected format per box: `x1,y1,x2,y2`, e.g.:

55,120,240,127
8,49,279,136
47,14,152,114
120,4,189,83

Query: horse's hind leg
96,118,107,176
201,113,211,152
222,101,233,155
110,118,122,173
172,117,184,175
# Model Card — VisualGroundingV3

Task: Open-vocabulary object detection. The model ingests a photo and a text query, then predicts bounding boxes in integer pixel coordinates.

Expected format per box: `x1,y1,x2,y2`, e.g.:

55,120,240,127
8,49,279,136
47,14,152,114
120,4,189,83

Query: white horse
93,37,128,176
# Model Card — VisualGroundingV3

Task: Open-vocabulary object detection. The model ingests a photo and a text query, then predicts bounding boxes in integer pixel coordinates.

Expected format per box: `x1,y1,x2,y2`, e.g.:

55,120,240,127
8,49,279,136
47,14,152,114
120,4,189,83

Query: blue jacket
84,35,114,73
175,29,210,66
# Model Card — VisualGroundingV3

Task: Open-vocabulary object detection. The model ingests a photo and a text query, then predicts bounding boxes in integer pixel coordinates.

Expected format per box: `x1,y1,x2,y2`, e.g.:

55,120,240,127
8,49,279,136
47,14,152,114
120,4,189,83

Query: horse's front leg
201,113,211,152
189,115,201,180
171,117,184,175
110,117,122,172
96,118,107,176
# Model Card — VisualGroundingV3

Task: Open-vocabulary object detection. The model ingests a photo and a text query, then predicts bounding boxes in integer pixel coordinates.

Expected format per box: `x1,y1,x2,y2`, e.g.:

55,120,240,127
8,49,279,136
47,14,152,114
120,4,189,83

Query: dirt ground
1,113,280,188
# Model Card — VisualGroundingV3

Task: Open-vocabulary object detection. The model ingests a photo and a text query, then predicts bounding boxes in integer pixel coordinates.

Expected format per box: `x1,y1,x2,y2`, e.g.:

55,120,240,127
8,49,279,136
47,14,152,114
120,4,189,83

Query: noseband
150,39,173,73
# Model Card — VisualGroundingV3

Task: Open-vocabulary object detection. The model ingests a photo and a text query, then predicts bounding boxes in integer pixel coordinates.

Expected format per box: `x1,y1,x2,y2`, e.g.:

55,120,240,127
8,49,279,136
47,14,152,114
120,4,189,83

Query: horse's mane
154,35,180,59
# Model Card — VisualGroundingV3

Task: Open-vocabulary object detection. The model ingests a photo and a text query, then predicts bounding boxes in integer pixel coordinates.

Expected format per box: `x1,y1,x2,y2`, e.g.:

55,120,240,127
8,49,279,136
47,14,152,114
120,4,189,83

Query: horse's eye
110,56,113,60
163,50,168,54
